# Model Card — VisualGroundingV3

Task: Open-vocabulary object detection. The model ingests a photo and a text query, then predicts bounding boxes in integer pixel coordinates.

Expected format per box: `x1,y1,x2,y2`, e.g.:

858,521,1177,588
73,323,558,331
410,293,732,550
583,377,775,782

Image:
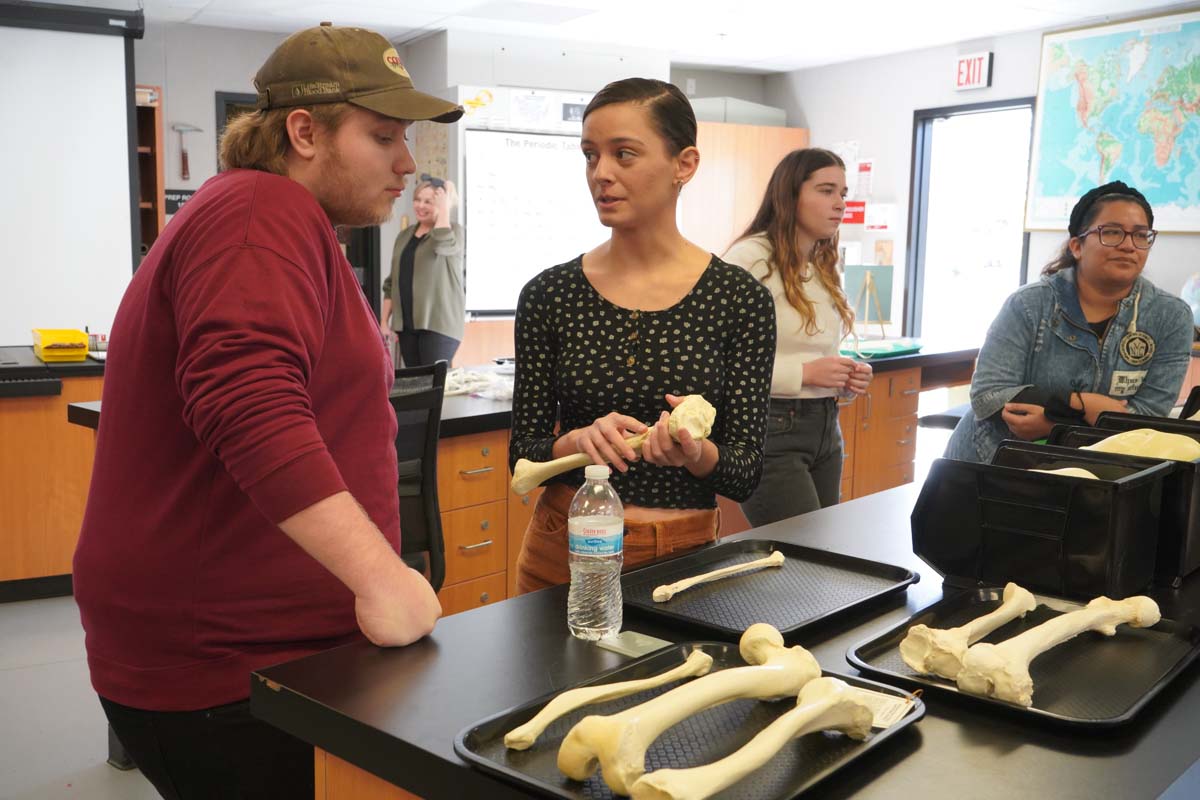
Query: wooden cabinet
838,399,857,502
679,121,809,256
135,85,165,257
435,431,510,615
847,367,920,498
0,377,103,582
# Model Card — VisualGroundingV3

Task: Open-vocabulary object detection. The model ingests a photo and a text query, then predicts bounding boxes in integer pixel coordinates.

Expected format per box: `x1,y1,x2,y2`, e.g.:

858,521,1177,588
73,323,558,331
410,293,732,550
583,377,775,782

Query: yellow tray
33,328,88,362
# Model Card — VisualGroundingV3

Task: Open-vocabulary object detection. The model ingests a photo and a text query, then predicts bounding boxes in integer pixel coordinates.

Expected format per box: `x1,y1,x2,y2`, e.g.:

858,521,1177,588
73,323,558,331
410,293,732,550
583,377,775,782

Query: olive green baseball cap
254,22,463,123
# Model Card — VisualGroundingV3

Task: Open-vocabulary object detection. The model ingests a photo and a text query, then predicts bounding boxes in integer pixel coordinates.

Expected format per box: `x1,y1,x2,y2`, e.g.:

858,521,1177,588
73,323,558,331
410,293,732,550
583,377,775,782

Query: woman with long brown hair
724,148,872,526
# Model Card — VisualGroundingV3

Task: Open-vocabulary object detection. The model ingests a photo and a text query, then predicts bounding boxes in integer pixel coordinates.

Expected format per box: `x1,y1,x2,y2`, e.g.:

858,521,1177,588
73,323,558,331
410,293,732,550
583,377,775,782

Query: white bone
504,650,714,750
628,677,873,800
956,595,1160,707
899,582,1037,679
1083,428,1200,461
1029,467,1098,479
653,551,785,603
510,395,716,495
557,623,820,795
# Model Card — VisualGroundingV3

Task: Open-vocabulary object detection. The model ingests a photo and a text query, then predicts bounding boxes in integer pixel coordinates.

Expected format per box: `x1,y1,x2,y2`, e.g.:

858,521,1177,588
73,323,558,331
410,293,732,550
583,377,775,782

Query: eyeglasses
1077,225,1157,250
419,173,445,189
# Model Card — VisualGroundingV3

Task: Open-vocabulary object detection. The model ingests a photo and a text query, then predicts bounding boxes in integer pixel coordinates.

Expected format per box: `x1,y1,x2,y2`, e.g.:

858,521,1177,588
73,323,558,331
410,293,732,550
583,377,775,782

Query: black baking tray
847,585,1200,727
455,641,924,799
913,442,1173,600
1048,424,1200,585
619,539,918,641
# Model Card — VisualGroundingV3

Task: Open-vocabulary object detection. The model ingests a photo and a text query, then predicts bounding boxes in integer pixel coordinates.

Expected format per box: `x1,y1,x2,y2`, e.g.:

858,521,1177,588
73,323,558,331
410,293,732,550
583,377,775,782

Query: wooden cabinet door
438,572,507,617
680,122,809,255
0,376,103,581
441,500,507,585
436,431,507,511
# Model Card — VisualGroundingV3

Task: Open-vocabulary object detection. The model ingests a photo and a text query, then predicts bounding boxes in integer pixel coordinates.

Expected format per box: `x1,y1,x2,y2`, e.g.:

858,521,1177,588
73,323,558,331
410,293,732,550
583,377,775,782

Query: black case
912,441,1172,599
1048,420,1200,585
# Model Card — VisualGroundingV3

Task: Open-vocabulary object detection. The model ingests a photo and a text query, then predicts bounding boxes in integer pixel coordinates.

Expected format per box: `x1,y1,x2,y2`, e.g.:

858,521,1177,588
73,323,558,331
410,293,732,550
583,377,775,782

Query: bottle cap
584,464,611,480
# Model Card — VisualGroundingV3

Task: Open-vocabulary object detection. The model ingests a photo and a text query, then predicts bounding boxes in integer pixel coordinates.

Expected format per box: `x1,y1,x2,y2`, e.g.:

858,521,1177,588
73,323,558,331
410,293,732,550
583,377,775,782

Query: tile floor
0,595,158,799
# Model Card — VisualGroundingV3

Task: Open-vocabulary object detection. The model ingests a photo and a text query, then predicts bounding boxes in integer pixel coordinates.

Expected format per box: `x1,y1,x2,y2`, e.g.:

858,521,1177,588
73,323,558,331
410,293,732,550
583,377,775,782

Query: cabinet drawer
882,368,921,418
442,500,507,585
874,462,915,494
879,415,918,467
437,430,507,510
439,571,506,617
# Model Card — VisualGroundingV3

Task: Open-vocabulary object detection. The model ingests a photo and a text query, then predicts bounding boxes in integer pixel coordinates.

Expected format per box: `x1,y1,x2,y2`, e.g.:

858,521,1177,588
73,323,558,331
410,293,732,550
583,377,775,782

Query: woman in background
724,148,872,527
381,176,465,366
508,78,775,593
946,181,1192,463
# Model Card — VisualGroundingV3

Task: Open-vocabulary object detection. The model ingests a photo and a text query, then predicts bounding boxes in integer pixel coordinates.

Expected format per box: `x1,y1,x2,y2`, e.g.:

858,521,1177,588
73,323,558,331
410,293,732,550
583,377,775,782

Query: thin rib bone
504,650,714,750
653,551,785,602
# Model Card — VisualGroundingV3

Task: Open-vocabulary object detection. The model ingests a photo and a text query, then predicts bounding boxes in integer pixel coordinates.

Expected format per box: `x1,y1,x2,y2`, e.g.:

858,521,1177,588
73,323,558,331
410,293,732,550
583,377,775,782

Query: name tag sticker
1109,370,1148,397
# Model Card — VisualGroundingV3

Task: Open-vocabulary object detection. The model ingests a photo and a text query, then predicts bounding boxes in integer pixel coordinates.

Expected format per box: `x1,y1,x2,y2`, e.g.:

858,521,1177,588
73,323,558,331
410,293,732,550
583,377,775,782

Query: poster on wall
1025,8,1200,232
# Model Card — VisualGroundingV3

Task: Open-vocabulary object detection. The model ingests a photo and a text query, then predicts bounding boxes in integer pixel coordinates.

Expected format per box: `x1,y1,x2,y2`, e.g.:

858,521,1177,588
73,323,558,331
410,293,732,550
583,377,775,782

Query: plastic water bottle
567,465,624,640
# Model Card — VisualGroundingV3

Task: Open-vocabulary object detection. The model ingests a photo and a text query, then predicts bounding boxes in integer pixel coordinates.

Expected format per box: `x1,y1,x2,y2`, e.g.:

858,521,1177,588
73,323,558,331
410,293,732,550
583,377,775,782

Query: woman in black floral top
509,78,776,593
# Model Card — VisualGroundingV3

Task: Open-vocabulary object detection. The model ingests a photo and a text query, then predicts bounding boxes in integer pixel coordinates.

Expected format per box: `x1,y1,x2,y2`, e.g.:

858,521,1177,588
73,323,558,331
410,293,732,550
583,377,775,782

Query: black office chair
390,360,448,591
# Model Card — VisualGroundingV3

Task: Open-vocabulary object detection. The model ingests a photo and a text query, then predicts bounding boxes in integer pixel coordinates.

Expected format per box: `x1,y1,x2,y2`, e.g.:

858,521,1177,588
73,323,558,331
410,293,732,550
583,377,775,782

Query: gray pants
740,397,844,528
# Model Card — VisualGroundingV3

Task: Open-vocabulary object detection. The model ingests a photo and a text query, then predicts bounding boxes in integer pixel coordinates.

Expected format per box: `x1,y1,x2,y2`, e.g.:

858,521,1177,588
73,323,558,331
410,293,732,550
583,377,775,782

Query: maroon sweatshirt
74,169,399,711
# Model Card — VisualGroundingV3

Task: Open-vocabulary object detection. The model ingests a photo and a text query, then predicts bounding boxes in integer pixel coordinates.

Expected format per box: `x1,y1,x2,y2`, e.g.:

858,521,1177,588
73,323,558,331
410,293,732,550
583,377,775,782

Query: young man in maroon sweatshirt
72,23,463,799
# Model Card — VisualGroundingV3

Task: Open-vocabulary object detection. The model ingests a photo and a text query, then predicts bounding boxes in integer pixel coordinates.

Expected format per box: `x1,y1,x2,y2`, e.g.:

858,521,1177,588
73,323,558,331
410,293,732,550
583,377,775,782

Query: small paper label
568,520,623,556
1109,369,1147,397
847,687,916,728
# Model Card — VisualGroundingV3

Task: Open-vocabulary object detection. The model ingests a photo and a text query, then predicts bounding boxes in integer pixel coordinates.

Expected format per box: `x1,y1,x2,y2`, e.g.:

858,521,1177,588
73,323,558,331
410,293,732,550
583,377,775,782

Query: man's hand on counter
356,566,442,647
279,491,441,647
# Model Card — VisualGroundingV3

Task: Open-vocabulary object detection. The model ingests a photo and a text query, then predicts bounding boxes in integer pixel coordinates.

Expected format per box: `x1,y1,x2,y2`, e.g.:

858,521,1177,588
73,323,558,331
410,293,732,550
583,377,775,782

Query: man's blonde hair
218,103,353,175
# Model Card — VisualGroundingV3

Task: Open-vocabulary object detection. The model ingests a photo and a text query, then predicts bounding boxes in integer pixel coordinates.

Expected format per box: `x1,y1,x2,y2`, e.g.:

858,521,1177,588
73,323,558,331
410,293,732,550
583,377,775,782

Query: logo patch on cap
382,48,410,78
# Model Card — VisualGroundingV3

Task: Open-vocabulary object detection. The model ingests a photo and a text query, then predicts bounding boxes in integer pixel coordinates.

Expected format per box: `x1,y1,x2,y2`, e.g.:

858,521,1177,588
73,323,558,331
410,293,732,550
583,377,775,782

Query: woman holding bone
946,181,1192,463
508,78,775,593
723,148,872,526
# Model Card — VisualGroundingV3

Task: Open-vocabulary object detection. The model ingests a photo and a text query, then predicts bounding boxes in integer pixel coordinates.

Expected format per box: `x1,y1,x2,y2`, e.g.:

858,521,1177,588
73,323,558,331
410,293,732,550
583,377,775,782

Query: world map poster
1026,9,1200,231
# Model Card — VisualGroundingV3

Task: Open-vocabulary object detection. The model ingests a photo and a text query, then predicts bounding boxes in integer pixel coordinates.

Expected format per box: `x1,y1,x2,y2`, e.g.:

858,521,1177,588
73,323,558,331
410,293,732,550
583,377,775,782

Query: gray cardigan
382,222,465,340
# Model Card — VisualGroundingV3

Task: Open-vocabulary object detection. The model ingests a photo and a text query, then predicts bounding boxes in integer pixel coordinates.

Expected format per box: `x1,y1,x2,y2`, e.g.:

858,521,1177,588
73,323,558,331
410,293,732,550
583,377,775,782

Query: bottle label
568,519,623,556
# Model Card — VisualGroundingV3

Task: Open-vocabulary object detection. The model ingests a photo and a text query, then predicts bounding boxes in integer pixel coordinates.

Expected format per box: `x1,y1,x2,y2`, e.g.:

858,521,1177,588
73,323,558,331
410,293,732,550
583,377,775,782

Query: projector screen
463,129,609,314
0,24,134,345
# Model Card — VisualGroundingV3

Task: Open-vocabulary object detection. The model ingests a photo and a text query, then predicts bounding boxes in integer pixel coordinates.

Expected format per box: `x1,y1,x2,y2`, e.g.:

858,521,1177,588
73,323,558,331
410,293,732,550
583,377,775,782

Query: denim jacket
946,267,1193,463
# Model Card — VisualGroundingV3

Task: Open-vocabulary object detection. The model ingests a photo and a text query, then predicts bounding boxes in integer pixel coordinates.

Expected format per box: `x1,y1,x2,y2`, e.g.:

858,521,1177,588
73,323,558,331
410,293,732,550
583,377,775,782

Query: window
905,99,1035,344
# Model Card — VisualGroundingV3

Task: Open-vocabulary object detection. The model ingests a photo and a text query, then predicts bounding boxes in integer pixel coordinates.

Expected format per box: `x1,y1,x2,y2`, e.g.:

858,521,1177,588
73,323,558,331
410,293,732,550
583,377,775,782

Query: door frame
903,97,1036,336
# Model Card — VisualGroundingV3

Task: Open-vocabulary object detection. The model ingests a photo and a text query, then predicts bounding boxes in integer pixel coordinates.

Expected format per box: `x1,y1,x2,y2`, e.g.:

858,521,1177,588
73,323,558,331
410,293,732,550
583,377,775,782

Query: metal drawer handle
897,439,913,446
902,388,919,396
479,592,491,603
459,467,495,476
480,519,490,531
459,539,494,552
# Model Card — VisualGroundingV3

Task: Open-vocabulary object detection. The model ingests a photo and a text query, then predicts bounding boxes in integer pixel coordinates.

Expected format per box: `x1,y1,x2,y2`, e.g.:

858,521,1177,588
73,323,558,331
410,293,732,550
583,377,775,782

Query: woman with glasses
946,181,1192,463
381,175,465,366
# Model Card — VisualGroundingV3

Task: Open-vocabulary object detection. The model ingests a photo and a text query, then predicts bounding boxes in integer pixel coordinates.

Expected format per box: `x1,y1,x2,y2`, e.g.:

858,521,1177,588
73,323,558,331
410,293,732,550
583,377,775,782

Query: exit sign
955,51,993,90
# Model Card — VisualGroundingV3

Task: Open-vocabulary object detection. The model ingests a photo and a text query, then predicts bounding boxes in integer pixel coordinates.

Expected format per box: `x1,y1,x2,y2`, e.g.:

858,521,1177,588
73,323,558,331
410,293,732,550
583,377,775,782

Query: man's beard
315,144,395,228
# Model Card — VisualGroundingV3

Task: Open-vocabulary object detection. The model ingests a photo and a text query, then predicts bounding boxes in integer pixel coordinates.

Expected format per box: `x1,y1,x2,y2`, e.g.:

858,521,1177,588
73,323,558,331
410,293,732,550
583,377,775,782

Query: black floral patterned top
509,255,776,508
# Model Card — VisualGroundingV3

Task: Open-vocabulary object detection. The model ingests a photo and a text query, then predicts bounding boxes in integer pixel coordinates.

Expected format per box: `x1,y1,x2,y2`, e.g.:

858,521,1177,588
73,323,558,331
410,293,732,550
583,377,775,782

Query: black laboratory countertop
60,344,979,435
250,483,1200,799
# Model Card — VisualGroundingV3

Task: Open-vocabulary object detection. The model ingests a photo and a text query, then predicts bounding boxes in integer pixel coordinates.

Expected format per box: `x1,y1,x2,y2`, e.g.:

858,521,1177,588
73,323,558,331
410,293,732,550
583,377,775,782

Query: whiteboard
463,129,609,313
0,26,133,344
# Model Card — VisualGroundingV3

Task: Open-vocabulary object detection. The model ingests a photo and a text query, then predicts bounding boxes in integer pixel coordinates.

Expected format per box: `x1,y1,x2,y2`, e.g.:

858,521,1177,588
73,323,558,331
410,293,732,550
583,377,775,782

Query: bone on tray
628,677,873,800
509,394,716,496
503,650,714,750
652,550,786,602
899,582,1038,679
955,595,1161,707
557,623,820,796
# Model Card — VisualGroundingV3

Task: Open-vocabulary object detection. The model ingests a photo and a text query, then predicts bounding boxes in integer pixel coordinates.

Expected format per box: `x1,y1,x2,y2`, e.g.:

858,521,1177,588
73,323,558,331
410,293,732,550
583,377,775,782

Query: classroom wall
670,67,768,105
134,23,286,195
765,23,1199,330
